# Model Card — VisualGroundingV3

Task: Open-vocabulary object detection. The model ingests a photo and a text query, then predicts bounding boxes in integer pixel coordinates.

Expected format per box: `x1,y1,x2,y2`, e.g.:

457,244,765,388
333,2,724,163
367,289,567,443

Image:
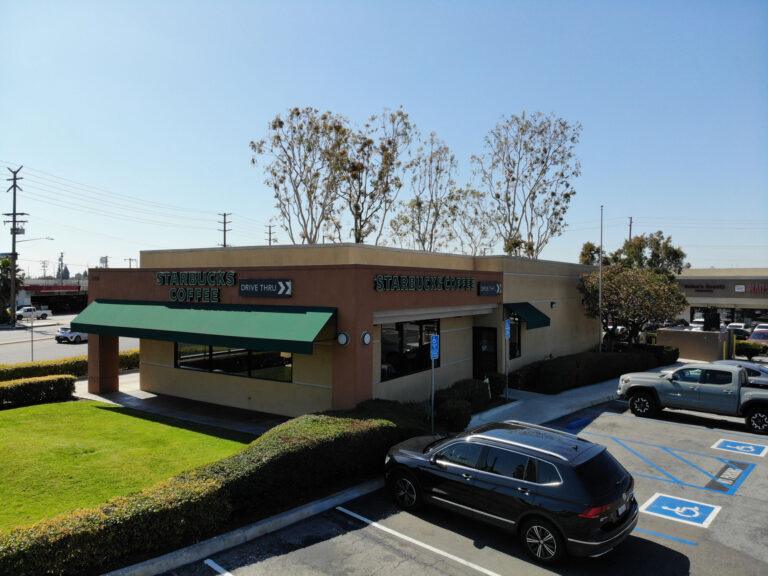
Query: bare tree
450,187,495,256
250,107,349,244
472,112,581,258
389,132,457,251
329,108,414,244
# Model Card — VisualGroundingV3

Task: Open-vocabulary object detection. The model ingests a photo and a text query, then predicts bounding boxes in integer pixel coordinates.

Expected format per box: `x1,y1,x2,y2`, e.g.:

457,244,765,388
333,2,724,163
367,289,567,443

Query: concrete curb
0,335,56,346
103,478,385,576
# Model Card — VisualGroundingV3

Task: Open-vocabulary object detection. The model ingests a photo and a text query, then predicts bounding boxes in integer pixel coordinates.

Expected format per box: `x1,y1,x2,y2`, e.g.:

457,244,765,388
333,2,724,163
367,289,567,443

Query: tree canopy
579,231,689,277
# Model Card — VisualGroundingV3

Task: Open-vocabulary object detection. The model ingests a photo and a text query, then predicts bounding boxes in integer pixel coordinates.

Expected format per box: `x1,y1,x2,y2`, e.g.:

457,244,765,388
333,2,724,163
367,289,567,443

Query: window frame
174,342,293,383
507,314,522,360
380,318,441,382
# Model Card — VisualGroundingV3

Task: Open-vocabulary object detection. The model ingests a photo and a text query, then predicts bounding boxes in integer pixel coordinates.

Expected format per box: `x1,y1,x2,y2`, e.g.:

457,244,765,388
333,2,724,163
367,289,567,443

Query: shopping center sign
155,270,237,303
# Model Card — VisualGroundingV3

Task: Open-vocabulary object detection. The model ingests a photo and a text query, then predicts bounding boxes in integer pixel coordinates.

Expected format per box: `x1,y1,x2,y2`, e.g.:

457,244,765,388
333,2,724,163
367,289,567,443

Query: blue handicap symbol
640,493,720,528
430,334,440,360
712,439,767,458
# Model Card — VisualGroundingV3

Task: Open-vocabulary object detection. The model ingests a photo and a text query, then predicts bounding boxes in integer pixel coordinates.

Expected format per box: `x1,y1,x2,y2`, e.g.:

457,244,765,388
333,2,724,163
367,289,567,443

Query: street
0,315,139,363
164,403,768,576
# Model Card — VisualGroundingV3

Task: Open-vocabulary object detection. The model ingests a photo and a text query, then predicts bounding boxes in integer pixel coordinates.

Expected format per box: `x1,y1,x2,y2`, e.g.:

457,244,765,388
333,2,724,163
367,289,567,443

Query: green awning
71,300,335,354
504,302,550,330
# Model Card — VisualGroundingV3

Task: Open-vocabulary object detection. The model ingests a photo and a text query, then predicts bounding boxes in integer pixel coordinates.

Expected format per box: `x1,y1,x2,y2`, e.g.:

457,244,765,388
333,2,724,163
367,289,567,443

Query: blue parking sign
640,493,721,528
711,439,767,458
504,318,511,340
430,334,440,360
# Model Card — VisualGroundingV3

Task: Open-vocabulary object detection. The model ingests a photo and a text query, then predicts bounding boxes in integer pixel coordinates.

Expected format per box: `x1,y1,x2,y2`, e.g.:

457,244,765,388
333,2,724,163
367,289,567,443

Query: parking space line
661,448,720,482
203,558,234,576
611,438,682,484
335,506,504,576
633,527,698,547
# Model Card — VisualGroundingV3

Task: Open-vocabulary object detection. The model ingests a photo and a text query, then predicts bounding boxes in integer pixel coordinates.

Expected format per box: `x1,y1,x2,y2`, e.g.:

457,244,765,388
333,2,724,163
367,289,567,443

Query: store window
175,343,292,382
380,319,440,381
507,315,522,359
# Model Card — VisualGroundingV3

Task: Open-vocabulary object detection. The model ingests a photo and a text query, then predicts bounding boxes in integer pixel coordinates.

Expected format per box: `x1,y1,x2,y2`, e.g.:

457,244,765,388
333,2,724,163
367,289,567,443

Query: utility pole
265,224,277,246
123,257,137,268
4,166,27,322
628,216,633,241
598,205,604,352
41,260,49,278
218,212,231,248
99,256,109,268
56,252,64,279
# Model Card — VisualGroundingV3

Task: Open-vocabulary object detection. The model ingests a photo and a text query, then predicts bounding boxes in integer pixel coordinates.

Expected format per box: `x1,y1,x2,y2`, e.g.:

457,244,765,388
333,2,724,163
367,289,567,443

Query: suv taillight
578,504,611,519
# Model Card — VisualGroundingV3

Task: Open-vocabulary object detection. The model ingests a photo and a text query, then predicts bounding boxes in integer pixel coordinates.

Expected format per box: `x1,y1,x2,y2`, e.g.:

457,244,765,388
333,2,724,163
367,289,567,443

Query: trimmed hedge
435,378,492,411
0,349,139,382
0,375,76,409
620,343,679,366
435,399,472,432
486,372,508,398
511,351,662,394
0,400,426,576
736,341,765,361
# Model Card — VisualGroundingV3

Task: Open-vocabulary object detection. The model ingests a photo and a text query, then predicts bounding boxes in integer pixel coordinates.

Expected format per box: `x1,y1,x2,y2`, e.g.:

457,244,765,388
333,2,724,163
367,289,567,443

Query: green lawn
0,400,253,533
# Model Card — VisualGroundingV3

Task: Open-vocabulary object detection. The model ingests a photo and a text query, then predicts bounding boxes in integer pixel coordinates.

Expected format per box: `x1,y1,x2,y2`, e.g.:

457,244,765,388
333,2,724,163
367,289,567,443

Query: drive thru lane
164,406,768,576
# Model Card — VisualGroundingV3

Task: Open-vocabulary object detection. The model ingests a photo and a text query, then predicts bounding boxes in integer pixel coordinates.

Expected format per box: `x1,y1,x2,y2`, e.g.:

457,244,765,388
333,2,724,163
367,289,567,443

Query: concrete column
87,335,120,394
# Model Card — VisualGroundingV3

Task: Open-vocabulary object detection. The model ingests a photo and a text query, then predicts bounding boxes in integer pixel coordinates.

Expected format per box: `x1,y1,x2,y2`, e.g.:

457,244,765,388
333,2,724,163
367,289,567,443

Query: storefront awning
504,302,550,330
71,300,336,354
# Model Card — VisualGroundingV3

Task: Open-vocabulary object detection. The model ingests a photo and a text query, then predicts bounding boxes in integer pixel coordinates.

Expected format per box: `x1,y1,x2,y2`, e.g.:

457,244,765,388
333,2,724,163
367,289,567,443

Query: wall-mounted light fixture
336,331,350,347
361,331,372,345
550,301,558,309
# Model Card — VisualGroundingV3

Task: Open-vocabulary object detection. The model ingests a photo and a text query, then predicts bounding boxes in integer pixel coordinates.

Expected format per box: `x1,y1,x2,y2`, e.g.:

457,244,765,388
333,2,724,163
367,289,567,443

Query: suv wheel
746,407,768,435
520,518,564,564
629,392,659,418
389,470,421,510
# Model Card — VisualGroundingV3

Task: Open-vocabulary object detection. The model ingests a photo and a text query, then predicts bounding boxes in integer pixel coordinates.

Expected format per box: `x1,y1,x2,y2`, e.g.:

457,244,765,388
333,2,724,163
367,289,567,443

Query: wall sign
240,279,293,298
478,281,502,296
373,274,475,292
155,270,236,303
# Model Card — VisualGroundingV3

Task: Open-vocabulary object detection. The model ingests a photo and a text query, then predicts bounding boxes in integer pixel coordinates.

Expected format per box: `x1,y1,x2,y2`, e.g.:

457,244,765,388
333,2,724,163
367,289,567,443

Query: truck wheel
746,408,768,435
629,392,659,418
40,313,47,319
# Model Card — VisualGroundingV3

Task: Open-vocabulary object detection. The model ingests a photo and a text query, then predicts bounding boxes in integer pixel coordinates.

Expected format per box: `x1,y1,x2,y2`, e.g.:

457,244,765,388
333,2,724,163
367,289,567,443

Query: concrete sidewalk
469,360,692,428
74,372,286,436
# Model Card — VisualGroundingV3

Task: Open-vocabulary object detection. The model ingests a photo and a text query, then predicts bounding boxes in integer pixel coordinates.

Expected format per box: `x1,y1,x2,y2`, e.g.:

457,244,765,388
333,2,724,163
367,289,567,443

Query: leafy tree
450,187,495,256
579,265,687,346
329,108,414,244
610,231,689,277
0,257,24,312
472,112,581,258
250,107,349,244
389,132,457,251
578,241,601,266
61,265,70,280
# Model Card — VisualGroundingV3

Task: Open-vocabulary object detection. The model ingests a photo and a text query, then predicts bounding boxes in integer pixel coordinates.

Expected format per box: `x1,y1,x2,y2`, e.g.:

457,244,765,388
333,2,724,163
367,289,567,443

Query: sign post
430,334,440,434
30,316,34,362
503,318,511,381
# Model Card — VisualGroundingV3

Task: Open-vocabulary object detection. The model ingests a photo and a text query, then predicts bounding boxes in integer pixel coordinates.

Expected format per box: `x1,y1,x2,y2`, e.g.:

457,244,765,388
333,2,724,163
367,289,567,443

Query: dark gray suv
384,421,637,564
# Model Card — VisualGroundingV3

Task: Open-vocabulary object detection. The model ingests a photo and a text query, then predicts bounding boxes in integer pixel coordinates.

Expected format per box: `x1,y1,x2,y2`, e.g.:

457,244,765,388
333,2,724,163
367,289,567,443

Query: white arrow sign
278,281,293,296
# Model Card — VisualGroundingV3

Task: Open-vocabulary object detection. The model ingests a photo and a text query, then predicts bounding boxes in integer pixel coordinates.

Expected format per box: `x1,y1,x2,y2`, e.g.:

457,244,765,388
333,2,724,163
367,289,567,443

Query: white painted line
203,558,234,576
335,506,503,576
639,492,721,529
711,439,767,457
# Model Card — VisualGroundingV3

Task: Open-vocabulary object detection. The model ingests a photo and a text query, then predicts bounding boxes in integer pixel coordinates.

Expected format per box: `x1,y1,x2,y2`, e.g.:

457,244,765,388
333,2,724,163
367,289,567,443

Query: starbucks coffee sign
155,270,236,303
374,274,475,292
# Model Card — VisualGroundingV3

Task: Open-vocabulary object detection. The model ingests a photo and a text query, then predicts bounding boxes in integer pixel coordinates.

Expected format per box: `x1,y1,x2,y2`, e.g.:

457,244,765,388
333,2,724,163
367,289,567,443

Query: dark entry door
473,327,497,379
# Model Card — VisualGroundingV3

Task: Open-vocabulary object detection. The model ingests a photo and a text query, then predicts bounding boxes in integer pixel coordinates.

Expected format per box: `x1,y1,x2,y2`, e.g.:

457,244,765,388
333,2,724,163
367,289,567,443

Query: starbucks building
73,245,597,417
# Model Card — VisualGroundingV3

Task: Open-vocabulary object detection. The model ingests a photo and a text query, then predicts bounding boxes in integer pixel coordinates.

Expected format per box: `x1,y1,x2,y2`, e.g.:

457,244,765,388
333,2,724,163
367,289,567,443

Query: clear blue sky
1,0,766,276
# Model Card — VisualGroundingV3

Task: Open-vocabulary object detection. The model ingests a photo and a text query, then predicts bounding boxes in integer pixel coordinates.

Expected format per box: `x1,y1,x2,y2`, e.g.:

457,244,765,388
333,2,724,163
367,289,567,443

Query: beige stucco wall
139,337,333,417
372,316,474,403
504,265,598,371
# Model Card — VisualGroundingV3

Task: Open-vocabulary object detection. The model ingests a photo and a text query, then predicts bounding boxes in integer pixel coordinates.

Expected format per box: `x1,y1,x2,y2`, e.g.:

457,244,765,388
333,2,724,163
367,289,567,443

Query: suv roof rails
467,434,569,462
502,420,587,441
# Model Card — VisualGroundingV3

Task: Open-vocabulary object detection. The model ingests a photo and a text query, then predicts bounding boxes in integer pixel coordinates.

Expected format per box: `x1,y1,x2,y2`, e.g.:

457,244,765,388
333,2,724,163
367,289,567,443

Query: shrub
435,378,491,411
625,343,679,366
436,399,472,432
512,351,660,395
0,375,76,409
736,341,764,361
509,360,544,391
0,349,139,381
485,372,507,398
0,400,425,576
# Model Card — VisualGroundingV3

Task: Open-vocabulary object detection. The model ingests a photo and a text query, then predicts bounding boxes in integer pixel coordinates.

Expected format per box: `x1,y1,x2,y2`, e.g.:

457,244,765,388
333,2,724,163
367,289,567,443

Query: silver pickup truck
617,363,768,434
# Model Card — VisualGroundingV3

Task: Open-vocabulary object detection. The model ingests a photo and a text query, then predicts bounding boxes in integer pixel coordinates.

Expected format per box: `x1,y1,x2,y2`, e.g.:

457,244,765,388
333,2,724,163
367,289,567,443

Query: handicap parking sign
430,334,440,360
640,493,721,528
711,439,767,458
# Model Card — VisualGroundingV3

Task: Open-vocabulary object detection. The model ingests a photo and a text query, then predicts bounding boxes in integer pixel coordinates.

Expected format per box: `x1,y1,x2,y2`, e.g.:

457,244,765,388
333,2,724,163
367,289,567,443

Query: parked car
747,329,768,348
618,363,768,433
15,306,50,320
714,360,768,384
55,326,88,344
728,327,752,341
384,421,637,564
727,322,747,331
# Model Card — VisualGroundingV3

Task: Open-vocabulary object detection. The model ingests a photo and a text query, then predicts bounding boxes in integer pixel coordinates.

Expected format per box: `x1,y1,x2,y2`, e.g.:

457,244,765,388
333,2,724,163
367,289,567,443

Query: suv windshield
574,449,626,498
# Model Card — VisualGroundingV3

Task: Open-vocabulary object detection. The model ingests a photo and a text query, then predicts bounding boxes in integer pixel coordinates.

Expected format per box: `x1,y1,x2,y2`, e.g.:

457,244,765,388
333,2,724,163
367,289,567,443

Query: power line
218,212,231,247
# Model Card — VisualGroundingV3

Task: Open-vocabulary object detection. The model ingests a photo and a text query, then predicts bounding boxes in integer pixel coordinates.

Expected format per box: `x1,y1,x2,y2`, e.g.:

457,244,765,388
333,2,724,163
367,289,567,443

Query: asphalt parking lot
164,403,768,576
